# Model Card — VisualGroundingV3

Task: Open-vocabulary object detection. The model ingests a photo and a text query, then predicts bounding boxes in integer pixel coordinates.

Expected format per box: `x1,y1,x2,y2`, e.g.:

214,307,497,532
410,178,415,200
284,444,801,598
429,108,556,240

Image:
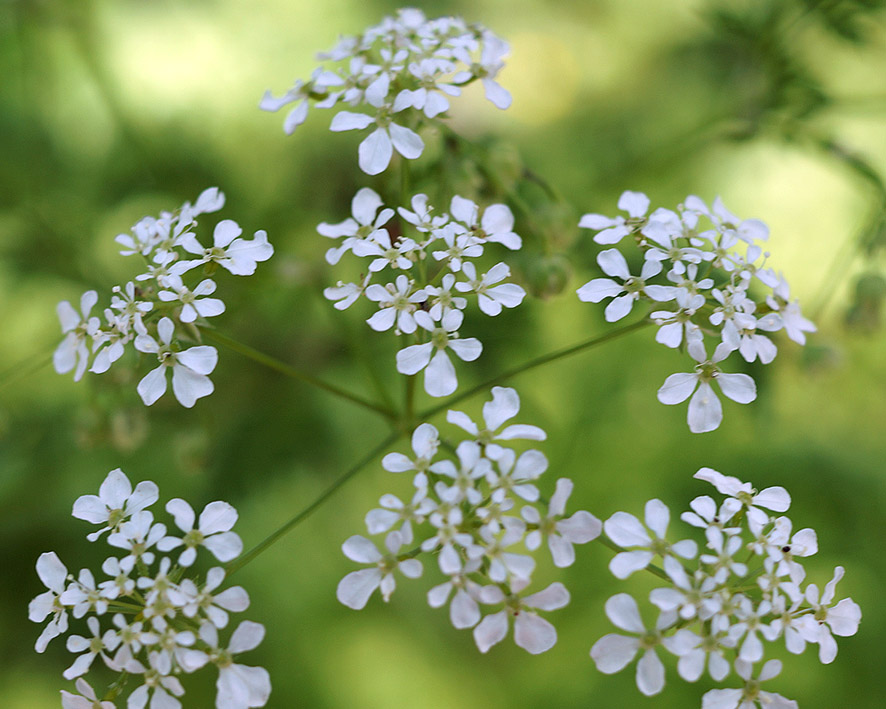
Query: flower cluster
590,467,861,706
322,188,526,396
52,187,274,408
576,191,816,432
261,8,510,174
29,468,270,709
337,386,601,654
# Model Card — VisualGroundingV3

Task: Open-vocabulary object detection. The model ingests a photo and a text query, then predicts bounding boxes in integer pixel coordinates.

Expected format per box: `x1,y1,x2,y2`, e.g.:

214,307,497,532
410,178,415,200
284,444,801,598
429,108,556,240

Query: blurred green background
2,0,886,706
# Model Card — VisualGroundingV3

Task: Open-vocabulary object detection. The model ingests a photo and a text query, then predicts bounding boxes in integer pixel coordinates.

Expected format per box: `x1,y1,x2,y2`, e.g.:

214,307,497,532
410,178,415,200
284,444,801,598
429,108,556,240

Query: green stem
419,317,652,420
225,431,401,577
0,351,53,392
200,328,396,421
595,535,671,582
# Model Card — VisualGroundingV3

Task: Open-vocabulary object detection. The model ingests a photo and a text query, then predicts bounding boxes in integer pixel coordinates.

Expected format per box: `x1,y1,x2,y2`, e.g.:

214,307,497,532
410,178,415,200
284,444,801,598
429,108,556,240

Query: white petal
604,593,646,633
596,248,630,280
388,123,424,160
687,382,722,433
176,346,218,375
228,620,265,654
636,648,665,696
604,512,651,547
330,111,374,131
396,343,433,375
473,611,508,653
171,366,213,408
137,365,168,406
657,373,698,404
203,532,244,562
424,350,457,397
336,568,381,610
716,373,756,404
358,128,393,176
514,613,557,654
341,536,382,564
590,634,639,673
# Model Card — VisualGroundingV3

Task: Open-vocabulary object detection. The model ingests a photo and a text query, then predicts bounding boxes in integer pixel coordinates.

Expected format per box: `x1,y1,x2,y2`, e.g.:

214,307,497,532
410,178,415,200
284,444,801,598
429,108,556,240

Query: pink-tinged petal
753,486,790,513
644,499,670,538
166,498,196,532
828,598,862,636
171,366,213,408
341,536,382,564
578,213,617,230
524,582,570,611
137,365,168,406
716,373,756,404
576,278,622,303
228,620,265,654
336,568,381,609
451,589,480,629
597,248,630,280
358,128,393,176
605,593,646,633
396,343,433,375
448,337,482,362
618,190,650,218
610,550,654,579
604,512,651,547
425,350,458,397
99,468,132,508
446,410,479,435
213,220,243,248
473,611,509,653
687,382,723,433
389,123,424,160
657,373,698,404
482,78,511,109
557,511,602,544
514,613,557,654
604,294,635,322
330,111,374,131
636,648,665,696
199,501,238,535
36,552,67,592
702,688,743,709
590,634,639,673
203,532,243,562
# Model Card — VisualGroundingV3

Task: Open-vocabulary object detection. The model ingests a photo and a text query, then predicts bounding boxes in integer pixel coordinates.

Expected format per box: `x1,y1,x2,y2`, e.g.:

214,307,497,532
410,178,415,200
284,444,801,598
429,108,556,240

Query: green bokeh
2,0,885,706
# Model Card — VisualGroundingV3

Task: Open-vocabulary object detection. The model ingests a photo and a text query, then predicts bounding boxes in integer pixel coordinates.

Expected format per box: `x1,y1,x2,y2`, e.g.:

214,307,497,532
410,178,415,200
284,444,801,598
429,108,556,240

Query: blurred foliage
2,0,886,707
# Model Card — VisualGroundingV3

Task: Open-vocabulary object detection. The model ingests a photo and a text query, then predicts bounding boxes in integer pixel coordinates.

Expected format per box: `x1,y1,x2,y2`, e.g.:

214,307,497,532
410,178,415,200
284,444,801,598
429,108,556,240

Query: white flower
173,220,273,276
590,594,679,696
107,510,166,566
317,187,394,264
796,566,862,663
381,422,440,474
134,317,218,408
473,582,569,654
579,191,651,245
323,275,370,310
447,386,546,444
336,530,422,609
72,468,159,541
29,551,70,652
63,616,120,679
701,659,797,709
427,560,483,629
178,567,250,629
395,310,482,397
522,478,601,567
61,678,115,709
365,275,426,333
54,290,100,381
604,499,696,579
157,499,243,567
657,341,756,433
124,656,186,709
577,248,676,322
455,262,525,316
157,276,226,323
693,467,790,527
330,107,424,175
453,31,512,110
180,622,270,709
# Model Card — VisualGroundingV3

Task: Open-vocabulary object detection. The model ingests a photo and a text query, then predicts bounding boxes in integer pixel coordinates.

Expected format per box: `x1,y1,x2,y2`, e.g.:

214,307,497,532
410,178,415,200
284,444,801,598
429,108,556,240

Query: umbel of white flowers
321,189,526,397
590,467,861,707
261,8,511,175
29,468,270,709
576,191,815,433
337,386,603,654
53,187,274,408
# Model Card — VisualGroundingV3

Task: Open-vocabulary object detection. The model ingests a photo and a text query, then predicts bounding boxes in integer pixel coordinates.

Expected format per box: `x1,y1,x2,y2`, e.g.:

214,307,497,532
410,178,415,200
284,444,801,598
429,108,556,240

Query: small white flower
365,275,426,333
578,191,651,245
473,581,569,654
29,551,70,652
381,422,440,474
577,248,676,321
330,107,424,176
447,386,546,444
63,616,120,679
796,566,862,663
54,290,100,381
158,276,226,323
107,510,166,566
61,678,116,709
173,220,274,276
157,499,243,567
657,341,756,433
522,478,601,568
72,468,159,541
455,262,525,316
693,467,790,526
336,530,422,609
701,659,797,709
134,317,218,408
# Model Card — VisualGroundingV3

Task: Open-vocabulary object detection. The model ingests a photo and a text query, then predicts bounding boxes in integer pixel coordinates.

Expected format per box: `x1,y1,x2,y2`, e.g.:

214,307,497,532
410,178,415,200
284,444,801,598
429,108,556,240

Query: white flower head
72,468,159,541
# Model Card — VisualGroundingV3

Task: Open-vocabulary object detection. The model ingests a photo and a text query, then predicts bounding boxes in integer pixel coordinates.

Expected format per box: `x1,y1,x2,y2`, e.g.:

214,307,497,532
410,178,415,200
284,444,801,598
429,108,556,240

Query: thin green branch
201,328,397,421
419,317,652,420
225,431,401,577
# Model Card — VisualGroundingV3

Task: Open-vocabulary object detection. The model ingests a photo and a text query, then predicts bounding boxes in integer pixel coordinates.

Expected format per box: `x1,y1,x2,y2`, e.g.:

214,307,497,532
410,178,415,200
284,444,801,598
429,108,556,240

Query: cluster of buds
261,7,510,174
337,387,601,654
577,191,816,432
590,467,861,706
52,187,274,407
322,188,526,396
29,469,269,709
